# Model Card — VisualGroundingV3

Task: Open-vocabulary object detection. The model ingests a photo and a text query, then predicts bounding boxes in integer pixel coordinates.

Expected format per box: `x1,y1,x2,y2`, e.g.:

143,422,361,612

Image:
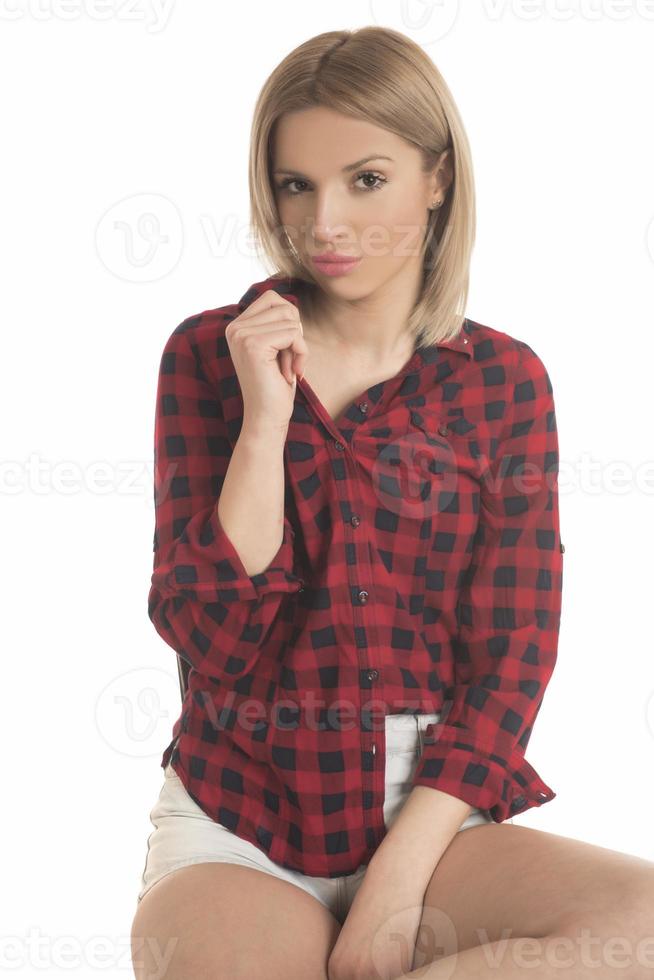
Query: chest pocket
407,408,479,457
405,407,483,515
409,405,475,432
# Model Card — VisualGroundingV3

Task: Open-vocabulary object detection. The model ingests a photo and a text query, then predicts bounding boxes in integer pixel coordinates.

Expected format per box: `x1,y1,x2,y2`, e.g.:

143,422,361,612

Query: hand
327,860,424,980
225,289,309,433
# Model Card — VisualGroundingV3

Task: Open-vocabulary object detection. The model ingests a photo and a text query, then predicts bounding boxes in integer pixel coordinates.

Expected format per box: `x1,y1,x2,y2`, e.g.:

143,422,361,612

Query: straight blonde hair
248,26,476,348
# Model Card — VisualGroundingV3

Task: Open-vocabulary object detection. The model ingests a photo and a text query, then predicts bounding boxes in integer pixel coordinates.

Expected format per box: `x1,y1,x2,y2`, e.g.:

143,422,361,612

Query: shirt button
358,402,369,414
350,515,361,528
358,589,369,604
367,669,379,681
438,423,449,437
511,795,527,811
334,440,345,451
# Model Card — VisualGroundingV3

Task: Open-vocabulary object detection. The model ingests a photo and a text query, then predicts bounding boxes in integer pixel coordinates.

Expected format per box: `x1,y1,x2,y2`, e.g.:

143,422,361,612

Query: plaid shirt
148,273,564,877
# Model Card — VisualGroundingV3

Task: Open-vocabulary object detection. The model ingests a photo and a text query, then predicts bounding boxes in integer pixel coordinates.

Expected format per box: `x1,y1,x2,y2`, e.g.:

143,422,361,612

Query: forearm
368,786,473,891
216,421,289,577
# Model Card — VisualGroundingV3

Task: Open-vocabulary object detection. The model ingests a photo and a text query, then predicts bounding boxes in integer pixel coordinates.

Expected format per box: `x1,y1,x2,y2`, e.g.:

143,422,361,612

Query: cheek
364,198,427,261
274,196,306,235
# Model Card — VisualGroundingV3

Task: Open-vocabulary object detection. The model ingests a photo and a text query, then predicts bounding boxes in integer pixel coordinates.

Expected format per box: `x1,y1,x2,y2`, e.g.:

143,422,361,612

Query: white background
3,2,654,976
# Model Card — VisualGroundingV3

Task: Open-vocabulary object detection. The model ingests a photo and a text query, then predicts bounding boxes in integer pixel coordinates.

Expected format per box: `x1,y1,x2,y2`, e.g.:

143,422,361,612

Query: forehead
272,107,414,170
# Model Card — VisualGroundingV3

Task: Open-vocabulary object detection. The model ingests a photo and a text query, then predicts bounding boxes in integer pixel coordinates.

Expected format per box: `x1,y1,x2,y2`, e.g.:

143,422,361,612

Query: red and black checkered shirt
148,273,564,877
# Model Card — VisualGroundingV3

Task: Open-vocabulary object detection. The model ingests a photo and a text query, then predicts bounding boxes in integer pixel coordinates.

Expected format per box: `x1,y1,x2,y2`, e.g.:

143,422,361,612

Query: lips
311,254,360,263
310,254,362,276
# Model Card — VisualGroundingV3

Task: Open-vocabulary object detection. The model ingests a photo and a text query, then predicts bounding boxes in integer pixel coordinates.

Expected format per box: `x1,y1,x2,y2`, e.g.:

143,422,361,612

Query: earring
285,232,301,263
431,199,443,209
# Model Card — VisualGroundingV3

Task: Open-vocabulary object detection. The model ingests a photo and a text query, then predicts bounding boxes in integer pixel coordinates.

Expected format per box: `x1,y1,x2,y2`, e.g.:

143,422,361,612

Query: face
271,106,452,302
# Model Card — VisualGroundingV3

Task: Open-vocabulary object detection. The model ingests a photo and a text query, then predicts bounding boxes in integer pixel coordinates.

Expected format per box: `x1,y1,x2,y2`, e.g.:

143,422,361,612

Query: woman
131,26,654,980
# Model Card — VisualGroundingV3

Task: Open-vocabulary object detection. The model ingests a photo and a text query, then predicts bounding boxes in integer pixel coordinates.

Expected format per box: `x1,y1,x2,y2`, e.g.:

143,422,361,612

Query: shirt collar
238,275,473,360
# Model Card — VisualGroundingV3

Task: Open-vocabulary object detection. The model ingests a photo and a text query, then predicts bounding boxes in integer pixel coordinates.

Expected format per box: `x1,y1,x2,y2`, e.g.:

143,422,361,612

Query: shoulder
157,275,292,381
156,277,283,390
464,316,552,387
158,304,236,372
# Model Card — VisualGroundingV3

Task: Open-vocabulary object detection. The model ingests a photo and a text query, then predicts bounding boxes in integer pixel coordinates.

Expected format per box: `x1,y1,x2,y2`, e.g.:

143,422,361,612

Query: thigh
417,823,654,960
131,861,342,980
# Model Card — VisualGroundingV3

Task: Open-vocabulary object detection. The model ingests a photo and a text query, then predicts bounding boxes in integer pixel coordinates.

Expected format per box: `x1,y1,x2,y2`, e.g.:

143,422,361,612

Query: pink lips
311,255,361,277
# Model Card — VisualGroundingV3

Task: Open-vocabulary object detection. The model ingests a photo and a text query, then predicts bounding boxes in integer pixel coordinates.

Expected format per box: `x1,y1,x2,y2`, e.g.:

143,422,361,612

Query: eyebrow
272,155,394,177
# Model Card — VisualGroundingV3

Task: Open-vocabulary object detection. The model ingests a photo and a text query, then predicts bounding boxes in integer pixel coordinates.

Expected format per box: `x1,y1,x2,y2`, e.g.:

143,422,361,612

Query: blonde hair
248,26,476,348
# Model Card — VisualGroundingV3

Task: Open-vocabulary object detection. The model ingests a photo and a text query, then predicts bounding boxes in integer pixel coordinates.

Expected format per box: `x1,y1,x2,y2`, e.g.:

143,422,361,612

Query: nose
311,220,351,246
310,193,355,245
310,220,358,257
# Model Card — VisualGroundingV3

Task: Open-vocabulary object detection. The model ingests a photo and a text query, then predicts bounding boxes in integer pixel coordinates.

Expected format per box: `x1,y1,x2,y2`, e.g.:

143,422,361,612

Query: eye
354,171,387,192
275,171,388,196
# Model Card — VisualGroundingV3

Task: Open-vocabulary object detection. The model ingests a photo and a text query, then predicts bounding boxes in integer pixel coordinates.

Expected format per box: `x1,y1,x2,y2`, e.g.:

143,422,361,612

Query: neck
298,266,423,363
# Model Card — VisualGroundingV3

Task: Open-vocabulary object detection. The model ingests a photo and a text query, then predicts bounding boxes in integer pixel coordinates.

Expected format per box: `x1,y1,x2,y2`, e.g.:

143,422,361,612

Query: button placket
334,431,382,843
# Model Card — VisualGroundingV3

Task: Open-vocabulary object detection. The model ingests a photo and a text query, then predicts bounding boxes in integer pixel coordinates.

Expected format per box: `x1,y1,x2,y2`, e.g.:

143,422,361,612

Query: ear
429,147,454,200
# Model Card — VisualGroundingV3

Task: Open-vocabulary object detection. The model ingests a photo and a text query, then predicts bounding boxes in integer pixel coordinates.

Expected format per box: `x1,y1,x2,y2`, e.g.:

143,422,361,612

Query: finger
279,347,294,386
292,313,305,379
236,321,307,358
292,349,307,381
284,332,308,383
233,307,301,332
236,290,298,323
234,316,301,340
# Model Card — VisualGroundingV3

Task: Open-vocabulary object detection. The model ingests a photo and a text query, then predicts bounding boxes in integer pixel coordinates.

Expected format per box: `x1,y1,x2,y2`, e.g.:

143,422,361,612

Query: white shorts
136,711,496,924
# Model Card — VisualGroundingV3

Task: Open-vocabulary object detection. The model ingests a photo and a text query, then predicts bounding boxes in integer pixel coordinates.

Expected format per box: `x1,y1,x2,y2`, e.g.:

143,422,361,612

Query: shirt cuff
151,504,304,603
411,721,556,822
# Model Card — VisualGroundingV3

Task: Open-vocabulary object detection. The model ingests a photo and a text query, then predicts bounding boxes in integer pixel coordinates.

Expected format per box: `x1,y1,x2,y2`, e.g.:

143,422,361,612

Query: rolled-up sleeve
148,321,304,684
411,340,564,822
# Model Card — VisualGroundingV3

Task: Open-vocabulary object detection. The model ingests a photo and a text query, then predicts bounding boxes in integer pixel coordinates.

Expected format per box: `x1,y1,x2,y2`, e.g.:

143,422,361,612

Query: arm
408,340,564,824
147,320,304,684
367,785,473,891
371,341,563,879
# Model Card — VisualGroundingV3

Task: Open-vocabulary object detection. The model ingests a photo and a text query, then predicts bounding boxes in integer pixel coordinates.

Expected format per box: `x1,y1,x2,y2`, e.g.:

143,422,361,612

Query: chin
314,267,375,293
